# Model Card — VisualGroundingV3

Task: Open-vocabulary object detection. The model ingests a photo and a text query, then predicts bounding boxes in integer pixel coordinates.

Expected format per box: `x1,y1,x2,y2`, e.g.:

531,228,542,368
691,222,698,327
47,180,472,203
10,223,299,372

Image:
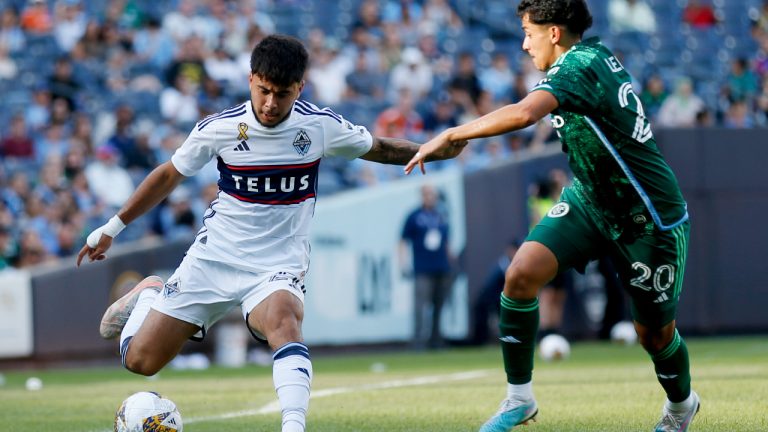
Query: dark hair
250,35,309,87
517,0,593,37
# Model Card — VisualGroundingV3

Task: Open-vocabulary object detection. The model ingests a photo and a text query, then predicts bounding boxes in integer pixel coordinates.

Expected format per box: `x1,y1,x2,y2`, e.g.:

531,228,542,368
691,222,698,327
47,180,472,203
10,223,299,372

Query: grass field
1,337,767,431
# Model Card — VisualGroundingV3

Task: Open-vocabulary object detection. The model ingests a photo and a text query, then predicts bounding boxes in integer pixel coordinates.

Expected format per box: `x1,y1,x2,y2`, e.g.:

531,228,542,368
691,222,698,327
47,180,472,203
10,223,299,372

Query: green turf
1,337,767,431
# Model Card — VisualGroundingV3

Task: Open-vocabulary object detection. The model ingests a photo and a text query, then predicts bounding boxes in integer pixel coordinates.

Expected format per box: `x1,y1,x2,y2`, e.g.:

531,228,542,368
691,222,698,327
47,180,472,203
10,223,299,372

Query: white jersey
171,100,373,273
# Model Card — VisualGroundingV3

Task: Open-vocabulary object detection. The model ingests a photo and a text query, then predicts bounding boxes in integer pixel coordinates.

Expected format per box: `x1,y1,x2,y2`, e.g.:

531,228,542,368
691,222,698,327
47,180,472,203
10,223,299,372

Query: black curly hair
517,0,593,37
250,34,309,87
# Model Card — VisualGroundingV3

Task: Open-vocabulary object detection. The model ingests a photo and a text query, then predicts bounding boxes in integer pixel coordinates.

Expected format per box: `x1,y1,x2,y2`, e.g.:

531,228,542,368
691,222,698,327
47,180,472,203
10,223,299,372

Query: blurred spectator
657,77,705,128
695,108,715,127
640,74,668,122
0,223,15,270
0,42,18,80
53,0,86,52
204,46,242,90
158,185,197,241
84,145,134,209
480,52,514,103
449,52,482,104
422,92,458,138
20,0,53,34
0,8,26,53
608,0,657,34
724,58,758,103
15,229,52,268
165,35,208,88
388,46,433,102
307,38,350,105
36,124,71,162
683,0,718,29
133,16,176,71
1,115,35,160
162,0,208,43
724,100,754,128
25,86,52,131
422,0,463,31
198,76,230,116
382,0,422,44
341,25,383,74
48,56,80,110
160,75,201,125
374,88,424,141
345,51,385,100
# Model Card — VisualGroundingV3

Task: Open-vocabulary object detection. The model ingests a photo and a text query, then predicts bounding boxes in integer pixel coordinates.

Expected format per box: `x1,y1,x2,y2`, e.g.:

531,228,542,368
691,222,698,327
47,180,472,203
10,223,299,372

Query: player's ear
298,80,305,94
549,25,561,44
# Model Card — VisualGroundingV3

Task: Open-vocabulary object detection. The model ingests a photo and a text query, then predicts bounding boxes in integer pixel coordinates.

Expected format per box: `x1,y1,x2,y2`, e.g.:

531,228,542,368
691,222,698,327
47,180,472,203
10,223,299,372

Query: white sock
506,382,533,401
273,342,312,432
119,288,158,347
666,391,695,412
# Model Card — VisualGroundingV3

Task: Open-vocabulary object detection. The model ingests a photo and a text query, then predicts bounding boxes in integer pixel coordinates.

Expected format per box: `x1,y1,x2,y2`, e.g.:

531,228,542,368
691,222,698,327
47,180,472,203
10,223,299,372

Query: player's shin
118,289,158,368
650,329,692,403
499,295,539,396
273,342,313,432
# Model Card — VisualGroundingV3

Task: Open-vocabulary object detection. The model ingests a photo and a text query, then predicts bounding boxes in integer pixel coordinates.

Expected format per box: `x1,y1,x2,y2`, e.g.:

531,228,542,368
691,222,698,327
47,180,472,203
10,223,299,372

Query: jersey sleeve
322,113,374,160
171,124,219,176
530,53,600,113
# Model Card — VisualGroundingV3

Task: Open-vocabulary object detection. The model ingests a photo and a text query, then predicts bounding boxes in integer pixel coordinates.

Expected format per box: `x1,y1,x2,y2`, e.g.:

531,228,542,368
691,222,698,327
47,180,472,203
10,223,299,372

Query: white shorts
151,255,305,340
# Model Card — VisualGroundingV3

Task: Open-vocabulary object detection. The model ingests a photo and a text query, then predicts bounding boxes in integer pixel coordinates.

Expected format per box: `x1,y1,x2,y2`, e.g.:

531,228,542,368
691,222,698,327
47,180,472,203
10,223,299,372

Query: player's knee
637,324,675,353
504,263,540,298
123,346,162,376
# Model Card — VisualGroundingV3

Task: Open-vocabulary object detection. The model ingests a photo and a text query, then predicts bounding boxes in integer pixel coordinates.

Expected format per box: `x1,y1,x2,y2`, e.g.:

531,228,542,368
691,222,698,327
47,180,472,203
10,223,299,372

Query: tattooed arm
360,136,467,165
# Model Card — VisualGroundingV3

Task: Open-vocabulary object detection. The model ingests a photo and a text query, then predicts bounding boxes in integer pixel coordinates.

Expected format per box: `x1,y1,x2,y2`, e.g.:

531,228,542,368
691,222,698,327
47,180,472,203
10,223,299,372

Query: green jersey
532,37,688,240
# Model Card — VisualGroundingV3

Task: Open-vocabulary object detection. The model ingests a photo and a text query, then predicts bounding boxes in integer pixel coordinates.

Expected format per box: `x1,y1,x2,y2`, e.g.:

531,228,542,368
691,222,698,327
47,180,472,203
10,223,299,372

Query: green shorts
527,187,690,328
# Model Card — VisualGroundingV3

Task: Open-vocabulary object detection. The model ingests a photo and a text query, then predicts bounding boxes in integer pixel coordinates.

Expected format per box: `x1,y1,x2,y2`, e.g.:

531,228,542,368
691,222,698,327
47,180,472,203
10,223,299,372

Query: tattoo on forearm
365,137,420,165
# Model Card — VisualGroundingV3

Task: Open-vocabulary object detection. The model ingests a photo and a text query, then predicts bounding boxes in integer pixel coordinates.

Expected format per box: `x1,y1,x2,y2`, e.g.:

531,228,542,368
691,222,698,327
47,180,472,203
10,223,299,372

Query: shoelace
495,398,529,415
657,410,682,431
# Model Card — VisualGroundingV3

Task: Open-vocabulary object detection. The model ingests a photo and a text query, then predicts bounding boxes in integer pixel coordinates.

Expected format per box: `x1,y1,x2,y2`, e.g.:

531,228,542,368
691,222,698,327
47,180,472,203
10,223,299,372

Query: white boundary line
186,369,492,424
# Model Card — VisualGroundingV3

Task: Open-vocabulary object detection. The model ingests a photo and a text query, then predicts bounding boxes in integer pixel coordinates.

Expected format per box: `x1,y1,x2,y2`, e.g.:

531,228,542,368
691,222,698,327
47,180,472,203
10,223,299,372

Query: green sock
498,294,539,384
650,329,691,402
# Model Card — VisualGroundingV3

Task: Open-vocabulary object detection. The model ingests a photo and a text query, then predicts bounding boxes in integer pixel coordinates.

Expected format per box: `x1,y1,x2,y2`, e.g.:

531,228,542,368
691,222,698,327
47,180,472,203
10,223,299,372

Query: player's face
249,74,304,127
521,14,558,71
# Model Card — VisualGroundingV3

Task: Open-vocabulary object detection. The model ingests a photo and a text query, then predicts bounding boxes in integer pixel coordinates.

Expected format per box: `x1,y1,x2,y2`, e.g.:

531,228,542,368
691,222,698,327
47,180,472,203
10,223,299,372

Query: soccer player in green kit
405,1,699,431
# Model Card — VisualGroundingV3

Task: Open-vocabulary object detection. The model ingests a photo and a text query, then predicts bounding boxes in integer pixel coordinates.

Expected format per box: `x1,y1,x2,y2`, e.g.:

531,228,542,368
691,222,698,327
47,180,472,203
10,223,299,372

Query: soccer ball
114,391,183,432
610,321,638,345
538,334,570,361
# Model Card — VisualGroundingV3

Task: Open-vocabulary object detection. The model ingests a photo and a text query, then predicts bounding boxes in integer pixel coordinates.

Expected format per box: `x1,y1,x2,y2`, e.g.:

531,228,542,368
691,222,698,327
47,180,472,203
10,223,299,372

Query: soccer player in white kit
77,35,466,432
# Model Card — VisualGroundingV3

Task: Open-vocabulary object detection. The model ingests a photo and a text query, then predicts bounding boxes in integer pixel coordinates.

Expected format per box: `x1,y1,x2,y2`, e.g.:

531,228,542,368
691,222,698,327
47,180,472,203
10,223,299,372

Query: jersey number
618,83,653,143
630,262,674,292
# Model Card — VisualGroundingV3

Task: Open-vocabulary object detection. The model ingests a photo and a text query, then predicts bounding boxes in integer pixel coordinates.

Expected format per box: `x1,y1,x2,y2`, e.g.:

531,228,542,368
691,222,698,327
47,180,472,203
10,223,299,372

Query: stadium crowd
0,0,765,269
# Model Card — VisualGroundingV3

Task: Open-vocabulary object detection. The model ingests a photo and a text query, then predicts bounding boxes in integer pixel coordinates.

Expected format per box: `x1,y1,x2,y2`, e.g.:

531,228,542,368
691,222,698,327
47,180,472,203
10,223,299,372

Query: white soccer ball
114,391,183,432
539,334,571,361
610,321,638,345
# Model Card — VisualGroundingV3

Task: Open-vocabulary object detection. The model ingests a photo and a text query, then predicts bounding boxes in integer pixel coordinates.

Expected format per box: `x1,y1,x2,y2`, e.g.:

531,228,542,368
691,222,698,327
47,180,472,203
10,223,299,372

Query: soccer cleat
99,275,164,339
479,398,538,432
654,391,700,432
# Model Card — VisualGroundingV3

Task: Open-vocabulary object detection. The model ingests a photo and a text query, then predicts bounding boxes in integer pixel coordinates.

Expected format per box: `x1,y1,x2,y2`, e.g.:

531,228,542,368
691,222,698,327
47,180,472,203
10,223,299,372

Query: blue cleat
654,391,700,432
479,398,538,432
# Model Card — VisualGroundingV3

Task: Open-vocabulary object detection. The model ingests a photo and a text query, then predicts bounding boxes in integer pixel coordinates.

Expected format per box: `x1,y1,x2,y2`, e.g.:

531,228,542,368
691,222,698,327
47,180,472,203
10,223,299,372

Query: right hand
76,226,115,267
77,215,126,266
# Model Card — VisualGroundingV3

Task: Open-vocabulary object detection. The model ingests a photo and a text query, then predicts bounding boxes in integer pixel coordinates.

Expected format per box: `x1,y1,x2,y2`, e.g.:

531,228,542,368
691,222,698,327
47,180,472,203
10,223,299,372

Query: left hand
404,133,468,175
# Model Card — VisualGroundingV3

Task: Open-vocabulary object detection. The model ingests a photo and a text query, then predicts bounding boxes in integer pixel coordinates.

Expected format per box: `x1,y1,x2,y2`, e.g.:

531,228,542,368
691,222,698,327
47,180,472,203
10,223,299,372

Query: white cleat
654,391,700,432
479,398,538,432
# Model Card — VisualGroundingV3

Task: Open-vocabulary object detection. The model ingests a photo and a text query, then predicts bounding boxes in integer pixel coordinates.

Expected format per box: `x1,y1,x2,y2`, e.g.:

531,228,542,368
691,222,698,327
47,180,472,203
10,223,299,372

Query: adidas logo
234,140,250,151
657,374,678,379
499,336,522,343
653,292,670,303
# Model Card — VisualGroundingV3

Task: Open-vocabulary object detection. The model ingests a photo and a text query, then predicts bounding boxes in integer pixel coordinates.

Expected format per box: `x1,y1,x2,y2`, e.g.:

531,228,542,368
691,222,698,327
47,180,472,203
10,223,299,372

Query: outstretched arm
405,90,559,174
360,136,467,165
76,161,186,266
